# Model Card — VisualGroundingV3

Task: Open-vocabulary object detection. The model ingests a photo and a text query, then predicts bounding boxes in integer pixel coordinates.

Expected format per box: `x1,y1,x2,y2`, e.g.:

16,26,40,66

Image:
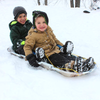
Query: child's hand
26,54,40,67
15,45,25,55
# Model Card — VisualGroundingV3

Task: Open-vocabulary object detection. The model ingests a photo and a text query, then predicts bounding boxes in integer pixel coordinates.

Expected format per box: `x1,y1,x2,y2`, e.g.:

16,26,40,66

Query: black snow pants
48,52,76,68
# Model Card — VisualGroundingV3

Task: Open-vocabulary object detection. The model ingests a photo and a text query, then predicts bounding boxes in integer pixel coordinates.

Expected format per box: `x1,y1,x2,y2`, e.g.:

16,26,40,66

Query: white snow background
0,0,100,100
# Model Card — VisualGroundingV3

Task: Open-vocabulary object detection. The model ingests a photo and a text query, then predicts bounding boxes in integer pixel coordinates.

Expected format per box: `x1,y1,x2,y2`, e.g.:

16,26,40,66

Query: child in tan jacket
24,10,94,72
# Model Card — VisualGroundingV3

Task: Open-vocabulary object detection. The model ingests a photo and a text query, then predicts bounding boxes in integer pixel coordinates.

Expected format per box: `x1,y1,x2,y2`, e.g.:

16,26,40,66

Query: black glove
15,45,25,55
26,54,40,67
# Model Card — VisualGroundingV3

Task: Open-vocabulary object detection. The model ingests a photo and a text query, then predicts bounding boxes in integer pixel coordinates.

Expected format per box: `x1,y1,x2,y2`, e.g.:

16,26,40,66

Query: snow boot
60,41,74,56
73,56,84,72
35,47,47,62
82,57,94,72
73,57,94,72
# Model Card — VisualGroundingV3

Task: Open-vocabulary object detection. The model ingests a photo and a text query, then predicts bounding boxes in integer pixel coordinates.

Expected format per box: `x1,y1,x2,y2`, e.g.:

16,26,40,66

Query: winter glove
15,40,25,55
16,40,25,48
26,54,40,67
15,45,25,55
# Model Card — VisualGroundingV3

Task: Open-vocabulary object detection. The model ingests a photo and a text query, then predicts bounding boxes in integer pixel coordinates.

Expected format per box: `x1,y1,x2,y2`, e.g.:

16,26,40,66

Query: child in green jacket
9,6,32,55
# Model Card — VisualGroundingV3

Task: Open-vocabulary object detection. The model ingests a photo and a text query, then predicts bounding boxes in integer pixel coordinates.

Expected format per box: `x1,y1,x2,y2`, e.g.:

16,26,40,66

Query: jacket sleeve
24,33,36,56
10,28,24,51
51,31,63,46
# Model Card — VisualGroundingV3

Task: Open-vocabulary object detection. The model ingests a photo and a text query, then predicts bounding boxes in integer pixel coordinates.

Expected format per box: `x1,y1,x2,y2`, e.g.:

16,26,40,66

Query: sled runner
7,47,97,77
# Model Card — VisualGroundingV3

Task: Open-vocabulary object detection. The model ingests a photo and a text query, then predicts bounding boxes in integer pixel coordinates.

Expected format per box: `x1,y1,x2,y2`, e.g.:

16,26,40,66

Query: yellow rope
45,54,79,74
45,54,56,67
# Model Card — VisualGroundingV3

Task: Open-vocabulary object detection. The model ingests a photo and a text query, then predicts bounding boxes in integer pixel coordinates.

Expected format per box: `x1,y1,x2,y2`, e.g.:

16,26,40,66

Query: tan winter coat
24,26,63,57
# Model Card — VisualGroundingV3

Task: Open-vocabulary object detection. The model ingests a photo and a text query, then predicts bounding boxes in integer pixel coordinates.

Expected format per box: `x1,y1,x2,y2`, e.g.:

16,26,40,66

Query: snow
0,0,100,100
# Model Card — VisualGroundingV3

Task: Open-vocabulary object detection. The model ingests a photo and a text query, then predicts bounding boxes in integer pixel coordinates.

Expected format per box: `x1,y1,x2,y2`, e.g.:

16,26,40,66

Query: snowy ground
0,0,100,100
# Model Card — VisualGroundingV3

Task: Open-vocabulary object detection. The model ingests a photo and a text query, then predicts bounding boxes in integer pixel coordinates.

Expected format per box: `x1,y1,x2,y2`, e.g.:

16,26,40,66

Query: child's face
17,13,27,24
35,16,47,32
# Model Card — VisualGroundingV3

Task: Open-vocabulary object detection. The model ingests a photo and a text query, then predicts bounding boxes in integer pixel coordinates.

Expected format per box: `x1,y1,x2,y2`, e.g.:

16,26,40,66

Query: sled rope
45,54,79,73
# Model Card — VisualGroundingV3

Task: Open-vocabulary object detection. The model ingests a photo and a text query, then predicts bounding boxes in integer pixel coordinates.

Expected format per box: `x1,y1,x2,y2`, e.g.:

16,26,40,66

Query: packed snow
0,0,100,100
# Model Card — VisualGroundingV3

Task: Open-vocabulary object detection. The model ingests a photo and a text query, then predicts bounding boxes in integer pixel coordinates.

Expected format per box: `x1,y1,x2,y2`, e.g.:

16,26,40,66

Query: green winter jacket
9,20,32,51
